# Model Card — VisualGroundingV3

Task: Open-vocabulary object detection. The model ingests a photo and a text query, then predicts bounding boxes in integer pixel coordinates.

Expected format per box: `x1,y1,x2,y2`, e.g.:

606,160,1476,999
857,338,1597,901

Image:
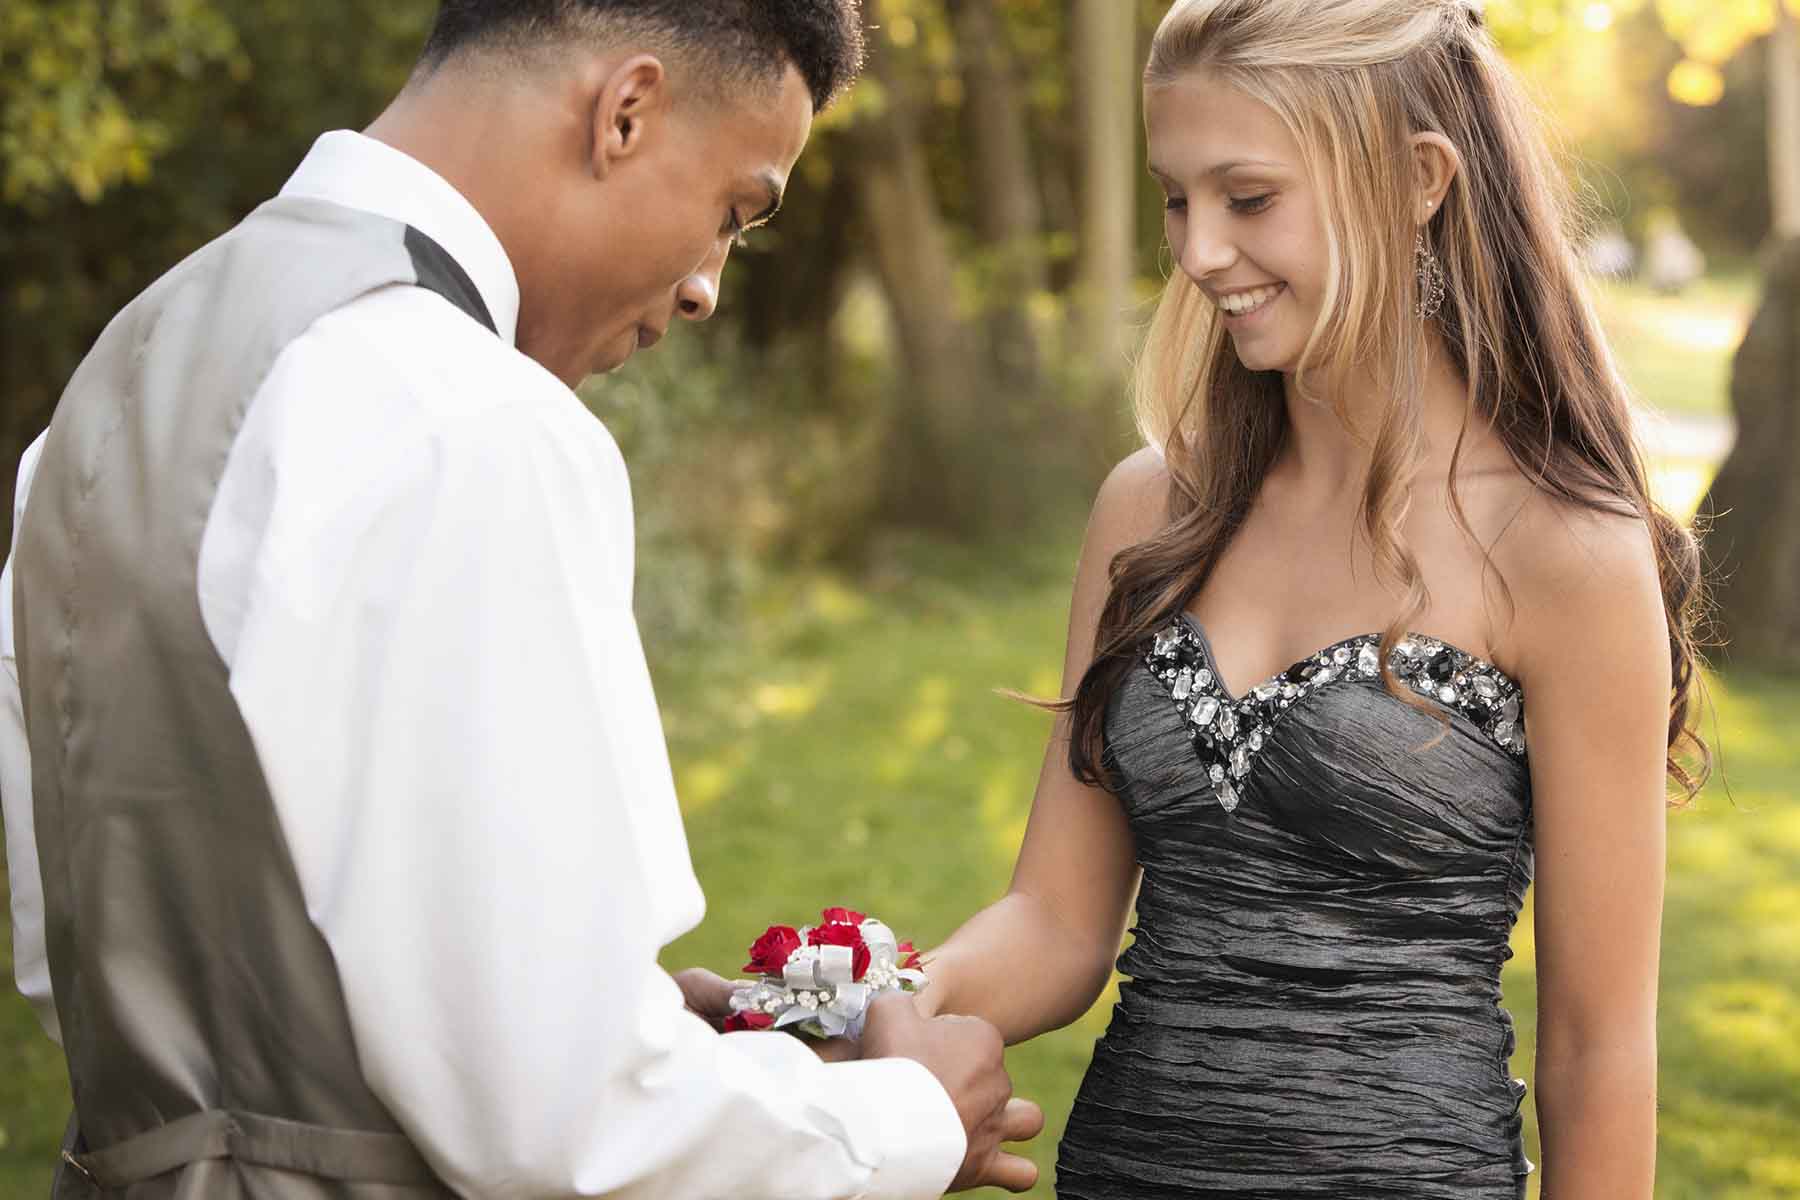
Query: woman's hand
671,967,739,1030
808,1036,860,1062
677,966,862,1060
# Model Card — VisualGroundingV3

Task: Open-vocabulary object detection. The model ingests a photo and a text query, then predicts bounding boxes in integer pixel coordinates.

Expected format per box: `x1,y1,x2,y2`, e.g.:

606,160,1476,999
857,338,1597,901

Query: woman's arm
915,449,1169,1044
1505,502,1671,1198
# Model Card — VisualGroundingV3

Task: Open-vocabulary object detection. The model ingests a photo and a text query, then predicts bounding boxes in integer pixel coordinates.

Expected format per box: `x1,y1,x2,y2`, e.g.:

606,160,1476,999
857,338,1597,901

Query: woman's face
1145,70,1329,374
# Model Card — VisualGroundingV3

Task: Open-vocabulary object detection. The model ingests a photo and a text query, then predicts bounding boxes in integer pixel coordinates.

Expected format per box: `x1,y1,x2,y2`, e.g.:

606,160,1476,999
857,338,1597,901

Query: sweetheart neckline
1177,612,1524,705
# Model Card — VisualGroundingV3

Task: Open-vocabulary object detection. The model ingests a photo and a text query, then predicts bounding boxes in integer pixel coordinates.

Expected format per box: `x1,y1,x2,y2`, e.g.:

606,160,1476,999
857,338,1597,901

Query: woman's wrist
910,954,952,1018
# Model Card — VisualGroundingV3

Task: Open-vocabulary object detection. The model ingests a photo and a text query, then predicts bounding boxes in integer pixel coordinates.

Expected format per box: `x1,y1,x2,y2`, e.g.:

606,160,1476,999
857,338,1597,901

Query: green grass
0,861,63,1197
0,267,1783,1197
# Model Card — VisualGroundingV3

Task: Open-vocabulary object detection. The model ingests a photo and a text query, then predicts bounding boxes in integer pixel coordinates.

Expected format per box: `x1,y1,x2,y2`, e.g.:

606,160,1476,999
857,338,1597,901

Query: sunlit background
3,1,1798,1196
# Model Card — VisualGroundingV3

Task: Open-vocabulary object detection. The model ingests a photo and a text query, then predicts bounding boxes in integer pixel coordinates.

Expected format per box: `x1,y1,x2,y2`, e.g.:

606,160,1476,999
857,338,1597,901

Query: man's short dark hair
420,0,866,112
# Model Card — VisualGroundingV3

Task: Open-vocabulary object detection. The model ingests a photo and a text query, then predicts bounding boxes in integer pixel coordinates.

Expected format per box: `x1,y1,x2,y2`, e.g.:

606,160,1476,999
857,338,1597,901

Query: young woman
915,1,1709,1196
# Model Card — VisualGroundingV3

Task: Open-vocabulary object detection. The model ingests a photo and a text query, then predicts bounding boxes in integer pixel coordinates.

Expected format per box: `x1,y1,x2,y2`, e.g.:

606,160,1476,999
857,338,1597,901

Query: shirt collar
280,130,522,345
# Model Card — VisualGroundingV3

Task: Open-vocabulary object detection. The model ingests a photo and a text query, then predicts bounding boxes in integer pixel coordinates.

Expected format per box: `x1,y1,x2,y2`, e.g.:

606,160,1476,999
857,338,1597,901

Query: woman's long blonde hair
1067,0,1710,801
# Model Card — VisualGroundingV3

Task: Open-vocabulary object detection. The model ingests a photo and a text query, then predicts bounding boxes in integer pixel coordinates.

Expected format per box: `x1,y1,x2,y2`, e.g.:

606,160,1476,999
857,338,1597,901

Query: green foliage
1653,0,1794,66
0,0,242,208
1499,2,1775,252
1658,32,1779,250
1491,0,1794,65
584,327,893,654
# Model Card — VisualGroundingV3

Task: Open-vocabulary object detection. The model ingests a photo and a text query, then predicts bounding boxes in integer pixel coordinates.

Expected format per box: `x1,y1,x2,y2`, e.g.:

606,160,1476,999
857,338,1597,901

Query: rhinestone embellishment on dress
1144,619,1527,813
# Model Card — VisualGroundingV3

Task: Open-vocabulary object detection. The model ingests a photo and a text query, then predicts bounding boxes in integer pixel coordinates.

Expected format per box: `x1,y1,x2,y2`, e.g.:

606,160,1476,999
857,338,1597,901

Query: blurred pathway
1633,407,1735,464
1633,407,1734,517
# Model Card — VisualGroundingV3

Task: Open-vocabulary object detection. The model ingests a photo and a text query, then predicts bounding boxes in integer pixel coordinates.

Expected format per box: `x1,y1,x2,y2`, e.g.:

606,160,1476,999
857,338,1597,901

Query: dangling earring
1414,233,1447,321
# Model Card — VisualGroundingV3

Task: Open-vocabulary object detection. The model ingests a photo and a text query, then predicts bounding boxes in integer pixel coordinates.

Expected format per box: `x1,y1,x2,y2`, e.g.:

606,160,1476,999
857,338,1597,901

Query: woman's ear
589,54,668,180
1410,131,1461,224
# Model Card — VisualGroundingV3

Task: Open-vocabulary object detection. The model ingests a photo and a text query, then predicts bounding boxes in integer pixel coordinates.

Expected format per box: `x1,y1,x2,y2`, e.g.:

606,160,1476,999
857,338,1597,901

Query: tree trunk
1772,2,1800,238
946,0,1044,391
849,3,994,529
1070,0,1139,387
1700,237,1800,671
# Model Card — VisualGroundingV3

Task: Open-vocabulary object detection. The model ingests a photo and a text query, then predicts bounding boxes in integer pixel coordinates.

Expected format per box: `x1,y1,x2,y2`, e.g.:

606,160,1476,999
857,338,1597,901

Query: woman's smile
1213,282,1286,322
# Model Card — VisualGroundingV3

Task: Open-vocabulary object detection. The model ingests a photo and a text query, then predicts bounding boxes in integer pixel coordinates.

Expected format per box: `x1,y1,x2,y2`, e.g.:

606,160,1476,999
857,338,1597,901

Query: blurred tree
3,0,1159,558
46,2,1790,574
846,3,992,528
1651,0,1800,237
1071,0,1139,395
1659,19,1773,252
1695,2,1800,673
1771,0,1800,235
946,0,1045,393
1701,239,1800,671
1493,0,1796,250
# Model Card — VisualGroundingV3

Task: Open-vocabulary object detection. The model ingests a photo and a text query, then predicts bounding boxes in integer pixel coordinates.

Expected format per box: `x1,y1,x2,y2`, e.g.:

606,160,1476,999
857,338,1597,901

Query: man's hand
672,968,739,1030
861,993,1045,1193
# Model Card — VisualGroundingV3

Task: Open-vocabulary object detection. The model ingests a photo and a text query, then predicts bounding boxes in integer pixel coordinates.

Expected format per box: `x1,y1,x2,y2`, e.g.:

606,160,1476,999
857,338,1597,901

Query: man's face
529,62,815,385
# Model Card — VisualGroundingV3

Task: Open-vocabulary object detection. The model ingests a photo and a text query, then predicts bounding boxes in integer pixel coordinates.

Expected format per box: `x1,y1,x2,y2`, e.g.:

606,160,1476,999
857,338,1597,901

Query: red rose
724,1011,775,1033
898,940,923,970
808,921,873,981
743,925,803,976
820,907,867,926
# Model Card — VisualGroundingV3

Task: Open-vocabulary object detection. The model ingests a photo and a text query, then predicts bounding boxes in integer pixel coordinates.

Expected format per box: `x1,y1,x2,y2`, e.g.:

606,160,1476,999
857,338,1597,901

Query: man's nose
677,244,728,322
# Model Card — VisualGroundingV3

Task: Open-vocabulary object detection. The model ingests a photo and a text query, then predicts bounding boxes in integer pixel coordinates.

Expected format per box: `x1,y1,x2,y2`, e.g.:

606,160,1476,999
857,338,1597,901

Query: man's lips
637,325,665,350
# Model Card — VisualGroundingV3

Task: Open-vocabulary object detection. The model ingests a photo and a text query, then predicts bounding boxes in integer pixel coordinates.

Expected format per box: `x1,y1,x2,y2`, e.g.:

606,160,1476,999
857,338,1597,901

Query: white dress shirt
0,130,965,1200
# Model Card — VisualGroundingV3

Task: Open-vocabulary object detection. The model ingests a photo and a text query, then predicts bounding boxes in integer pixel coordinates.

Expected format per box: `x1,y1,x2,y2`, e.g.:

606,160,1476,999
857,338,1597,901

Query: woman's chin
1231,340,1299,375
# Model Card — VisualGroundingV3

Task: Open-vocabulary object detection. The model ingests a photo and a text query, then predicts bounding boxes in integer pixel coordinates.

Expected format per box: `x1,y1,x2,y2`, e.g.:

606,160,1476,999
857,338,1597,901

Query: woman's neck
1273,341,1484,500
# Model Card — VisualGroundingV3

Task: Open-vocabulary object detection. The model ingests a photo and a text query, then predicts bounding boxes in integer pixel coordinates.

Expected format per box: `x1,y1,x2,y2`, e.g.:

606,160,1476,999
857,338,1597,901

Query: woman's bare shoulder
1088,445,1176,553
1487,484,1666,686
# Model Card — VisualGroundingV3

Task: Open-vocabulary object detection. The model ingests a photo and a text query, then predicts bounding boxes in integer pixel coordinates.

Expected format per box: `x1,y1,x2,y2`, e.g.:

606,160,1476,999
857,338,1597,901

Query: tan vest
14,194,495,1198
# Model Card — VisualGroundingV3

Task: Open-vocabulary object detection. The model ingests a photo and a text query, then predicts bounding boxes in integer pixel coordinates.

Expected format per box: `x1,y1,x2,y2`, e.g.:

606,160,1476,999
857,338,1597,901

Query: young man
0,2,1040,1195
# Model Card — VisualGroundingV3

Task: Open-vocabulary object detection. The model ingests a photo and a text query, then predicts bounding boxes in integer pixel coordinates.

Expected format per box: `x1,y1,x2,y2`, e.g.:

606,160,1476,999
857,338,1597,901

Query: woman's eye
1229,193,1275,215
1164,196,1188,213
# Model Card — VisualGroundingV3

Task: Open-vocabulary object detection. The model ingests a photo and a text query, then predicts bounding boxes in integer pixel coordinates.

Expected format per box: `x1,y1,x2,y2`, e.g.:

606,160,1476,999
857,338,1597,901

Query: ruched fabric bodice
1056,615,1535,1199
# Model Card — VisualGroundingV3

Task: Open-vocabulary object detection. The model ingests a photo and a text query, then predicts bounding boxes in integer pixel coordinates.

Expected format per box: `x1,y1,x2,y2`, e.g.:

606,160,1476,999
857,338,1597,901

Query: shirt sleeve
1,430,60,1045
216,328,965,1200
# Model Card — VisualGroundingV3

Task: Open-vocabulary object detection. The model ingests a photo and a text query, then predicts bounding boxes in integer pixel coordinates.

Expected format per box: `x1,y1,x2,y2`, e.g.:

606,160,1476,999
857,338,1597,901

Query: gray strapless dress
1056,614,1535,1199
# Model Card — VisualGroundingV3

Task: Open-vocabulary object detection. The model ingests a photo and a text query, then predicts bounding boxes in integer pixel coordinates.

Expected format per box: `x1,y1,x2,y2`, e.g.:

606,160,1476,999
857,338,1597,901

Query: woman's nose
1178,221,1238,284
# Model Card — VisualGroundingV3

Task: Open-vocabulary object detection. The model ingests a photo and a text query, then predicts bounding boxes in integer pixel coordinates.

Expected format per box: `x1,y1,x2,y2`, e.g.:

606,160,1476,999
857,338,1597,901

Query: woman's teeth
1217,284,1283,316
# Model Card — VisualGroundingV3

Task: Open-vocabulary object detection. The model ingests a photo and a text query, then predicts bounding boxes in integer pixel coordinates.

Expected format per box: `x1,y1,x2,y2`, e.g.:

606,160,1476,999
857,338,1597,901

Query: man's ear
590,54,668,179
1410,131,1461,224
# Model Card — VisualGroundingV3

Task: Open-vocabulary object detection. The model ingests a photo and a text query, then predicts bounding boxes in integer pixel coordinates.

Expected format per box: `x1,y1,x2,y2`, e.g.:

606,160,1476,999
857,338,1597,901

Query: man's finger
977,1152,1040,1194
999,1097,1045,1143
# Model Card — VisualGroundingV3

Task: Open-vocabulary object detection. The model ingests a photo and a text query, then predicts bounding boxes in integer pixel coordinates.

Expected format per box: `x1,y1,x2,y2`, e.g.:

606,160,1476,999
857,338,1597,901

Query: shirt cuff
809,1056,967,1200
